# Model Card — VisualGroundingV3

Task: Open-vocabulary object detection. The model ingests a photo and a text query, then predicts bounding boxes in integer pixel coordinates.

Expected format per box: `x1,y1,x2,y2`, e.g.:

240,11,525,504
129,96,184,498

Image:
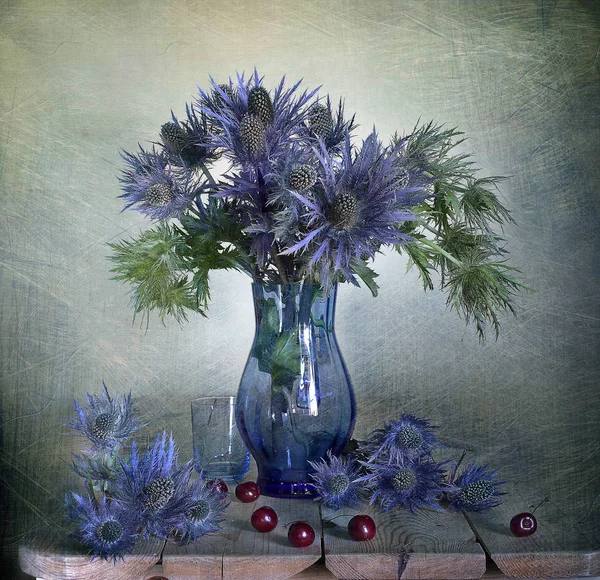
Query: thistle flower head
306,103,333,141
357,456,445,513
282,131,429,292
196,69,318,169
448,460,505,512
160,122,187,155
114,431,196,540
287,164,318,192
177,478,229,545
362,414,441,463
119,146,198,220
66,493,139,563
159,106,218,168
308,450,365,510
67,382,142,455
247,86,275,125
327,190,358,229
304,96,357,154
239,114,266,158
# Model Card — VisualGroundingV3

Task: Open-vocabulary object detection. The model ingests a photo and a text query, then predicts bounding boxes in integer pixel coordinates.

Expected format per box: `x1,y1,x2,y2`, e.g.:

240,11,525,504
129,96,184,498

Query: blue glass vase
235,283,356,498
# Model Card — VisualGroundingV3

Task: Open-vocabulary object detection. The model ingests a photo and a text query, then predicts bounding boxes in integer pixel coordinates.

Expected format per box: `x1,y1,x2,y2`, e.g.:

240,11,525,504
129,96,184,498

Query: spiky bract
118,147,199,220
362,414,441,463
309,450,365,511
448,460,505,512
67,493,139,563
67,382,142,454
177,478,229,544
113,431,196,540
357,456,445,513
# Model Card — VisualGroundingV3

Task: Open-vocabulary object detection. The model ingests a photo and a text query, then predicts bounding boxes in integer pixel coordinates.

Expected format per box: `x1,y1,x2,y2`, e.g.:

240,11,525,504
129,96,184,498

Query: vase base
258,477,317,499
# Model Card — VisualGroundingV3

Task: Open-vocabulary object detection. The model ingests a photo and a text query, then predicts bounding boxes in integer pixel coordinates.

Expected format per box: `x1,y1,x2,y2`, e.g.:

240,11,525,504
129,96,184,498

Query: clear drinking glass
191,396,250,482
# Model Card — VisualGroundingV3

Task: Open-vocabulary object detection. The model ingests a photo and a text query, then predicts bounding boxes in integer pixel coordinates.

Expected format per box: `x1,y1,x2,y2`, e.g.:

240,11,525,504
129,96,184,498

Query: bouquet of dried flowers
109,69,525,339
66,384,228,562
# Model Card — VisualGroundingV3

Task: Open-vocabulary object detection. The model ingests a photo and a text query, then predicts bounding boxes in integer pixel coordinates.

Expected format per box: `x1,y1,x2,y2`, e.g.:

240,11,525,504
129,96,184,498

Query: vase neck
251,283,337,332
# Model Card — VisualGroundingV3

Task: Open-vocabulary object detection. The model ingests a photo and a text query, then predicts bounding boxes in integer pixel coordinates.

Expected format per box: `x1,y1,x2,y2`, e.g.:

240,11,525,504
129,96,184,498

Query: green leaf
443,249,527,340
403,241,435,291
107,223,202,325
351,259,379,297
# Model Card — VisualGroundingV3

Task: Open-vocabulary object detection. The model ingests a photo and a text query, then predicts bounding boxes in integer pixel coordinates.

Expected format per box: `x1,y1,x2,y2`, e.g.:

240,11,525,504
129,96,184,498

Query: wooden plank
162,528,227,580
222,496,322,580
164,493,322,580
290,561,337,578
18,533,164,580
466,495,600,579
322,505,486,580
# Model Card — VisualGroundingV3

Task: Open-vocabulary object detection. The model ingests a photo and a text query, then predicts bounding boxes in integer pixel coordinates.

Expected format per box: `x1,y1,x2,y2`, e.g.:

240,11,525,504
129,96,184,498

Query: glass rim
191,396,236,405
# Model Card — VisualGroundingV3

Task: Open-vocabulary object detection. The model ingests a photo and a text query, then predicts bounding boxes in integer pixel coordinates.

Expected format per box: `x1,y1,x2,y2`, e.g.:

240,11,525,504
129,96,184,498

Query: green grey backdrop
1,0,598,574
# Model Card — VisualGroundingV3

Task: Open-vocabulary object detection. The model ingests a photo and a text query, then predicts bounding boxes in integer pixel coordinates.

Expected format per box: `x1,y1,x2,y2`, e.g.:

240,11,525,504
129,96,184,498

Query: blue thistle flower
159,104,218,168
67,382,142,455
196,69,318,169
304,96,357,154
177,478,229,545
357,456,445,513
264,146,319,248
66,493,139,563
118,146,199,220
308,451,365,511
362,414,441,463
113,431,196,540
282,131,430,292
448,460,505,512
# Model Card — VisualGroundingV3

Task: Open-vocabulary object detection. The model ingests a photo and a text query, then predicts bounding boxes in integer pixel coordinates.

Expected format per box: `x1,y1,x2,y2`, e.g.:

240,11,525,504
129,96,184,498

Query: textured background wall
1,0,598,575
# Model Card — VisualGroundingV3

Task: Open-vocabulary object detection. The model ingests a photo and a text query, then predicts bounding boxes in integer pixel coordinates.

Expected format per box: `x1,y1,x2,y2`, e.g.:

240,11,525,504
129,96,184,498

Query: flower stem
271,242,289,283
418,236,462,267
198,161,217,186
86,476,99,508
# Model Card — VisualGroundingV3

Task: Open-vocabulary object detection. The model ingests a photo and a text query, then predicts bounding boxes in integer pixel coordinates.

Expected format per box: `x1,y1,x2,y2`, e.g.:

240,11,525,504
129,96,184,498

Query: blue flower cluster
309,413,505,514
66,386,228,563
356,414,446,513
118,69,431,293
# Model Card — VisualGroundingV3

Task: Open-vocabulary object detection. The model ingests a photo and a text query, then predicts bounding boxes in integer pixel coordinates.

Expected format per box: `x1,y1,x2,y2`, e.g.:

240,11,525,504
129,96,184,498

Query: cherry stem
532,495,550,515
450,450,468,483
283,521,306,529
324,514,353,522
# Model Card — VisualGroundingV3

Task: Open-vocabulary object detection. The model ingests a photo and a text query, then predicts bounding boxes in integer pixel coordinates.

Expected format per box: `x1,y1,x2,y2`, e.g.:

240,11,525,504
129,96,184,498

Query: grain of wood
322,505,486,579
162,495,322,580
222,495,322,580
466,495,600,579
161,530,227,580
18,534,164,580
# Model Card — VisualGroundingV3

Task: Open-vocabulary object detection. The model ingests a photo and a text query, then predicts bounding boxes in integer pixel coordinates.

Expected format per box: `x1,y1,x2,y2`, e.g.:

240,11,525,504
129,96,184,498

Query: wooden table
18,493,599,580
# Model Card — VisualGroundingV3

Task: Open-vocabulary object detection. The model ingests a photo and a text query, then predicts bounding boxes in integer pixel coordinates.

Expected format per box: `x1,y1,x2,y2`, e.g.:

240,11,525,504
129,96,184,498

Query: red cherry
287,521,315,547
347,515,376,541
251,506,278,533
510,512,537,537
235,481,261,503
207,479,228,494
